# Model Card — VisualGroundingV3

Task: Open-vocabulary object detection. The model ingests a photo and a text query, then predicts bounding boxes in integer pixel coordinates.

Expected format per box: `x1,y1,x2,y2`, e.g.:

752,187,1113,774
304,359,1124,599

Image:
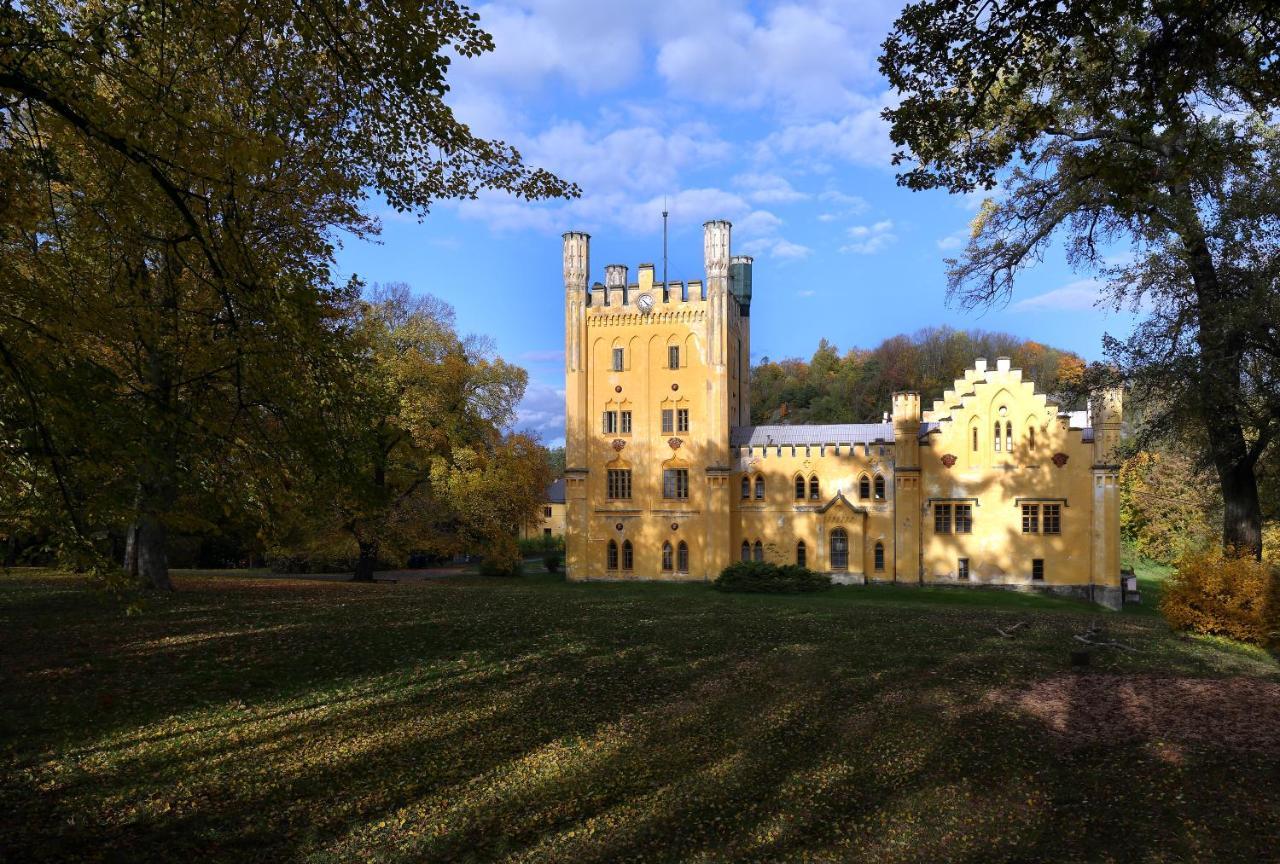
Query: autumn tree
881,0,1279,557
302,285,547,582
0,2,576,588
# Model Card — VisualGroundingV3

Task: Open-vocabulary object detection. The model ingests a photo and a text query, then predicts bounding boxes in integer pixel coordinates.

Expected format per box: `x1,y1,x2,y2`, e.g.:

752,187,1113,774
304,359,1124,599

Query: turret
605,264,628,307
562,231,589,466
1090,386,1123,467
729,255,754,315
892,391,922,469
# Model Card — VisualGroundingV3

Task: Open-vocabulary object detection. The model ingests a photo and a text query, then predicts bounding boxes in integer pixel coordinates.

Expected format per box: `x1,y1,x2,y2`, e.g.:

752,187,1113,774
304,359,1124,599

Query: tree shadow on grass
2,572,1278,863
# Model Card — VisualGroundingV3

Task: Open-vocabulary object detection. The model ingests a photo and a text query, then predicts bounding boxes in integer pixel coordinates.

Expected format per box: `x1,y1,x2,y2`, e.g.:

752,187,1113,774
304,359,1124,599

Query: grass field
2,567,1278,863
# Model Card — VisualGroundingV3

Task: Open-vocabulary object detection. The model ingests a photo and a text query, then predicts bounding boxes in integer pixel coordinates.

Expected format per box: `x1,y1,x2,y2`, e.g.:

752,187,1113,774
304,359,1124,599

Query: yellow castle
561,220,1124,608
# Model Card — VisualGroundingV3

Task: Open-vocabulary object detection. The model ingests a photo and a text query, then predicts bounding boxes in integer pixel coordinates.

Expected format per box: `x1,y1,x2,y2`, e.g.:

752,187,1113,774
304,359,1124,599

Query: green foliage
542,551,562,573
1161,548,1280,647
713,560,832,594
1120,449,1220,565
0,1,575,589
519,535,564,557
272,285,552,578
751,328,1083,424
478,543,523,577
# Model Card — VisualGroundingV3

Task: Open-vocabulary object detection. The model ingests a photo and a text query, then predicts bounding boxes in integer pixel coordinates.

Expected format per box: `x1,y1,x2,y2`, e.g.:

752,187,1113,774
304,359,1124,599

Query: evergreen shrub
714,560,832,594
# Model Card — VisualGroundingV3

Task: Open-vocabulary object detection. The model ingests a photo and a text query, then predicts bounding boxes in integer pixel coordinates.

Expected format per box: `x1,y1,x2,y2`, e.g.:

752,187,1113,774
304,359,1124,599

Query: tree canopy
751,328,1084,425
0,2,576,587
881,0,1280,557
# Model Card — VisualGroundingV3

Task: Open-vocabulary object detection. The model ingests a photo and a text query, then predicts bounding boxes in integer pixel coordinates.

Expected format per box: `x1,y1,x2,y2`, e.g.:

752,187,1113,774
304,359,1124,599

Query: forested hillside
749,327,1085,424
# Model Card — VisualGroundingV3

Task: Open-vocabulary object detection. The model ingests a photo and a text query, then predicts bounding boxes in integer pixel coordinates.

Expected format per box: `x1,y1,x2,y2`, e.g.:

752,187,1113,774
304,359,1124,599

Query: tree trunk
123,522,139,578
135,507,173,590
1177,202,1265,559
353,540,378,582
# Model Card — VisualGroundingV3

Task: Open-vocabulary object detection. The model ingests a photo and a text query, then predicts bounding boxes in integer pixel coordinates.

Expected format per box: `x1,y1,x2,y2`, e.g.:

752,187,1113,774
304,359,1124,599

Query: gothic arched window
607,540,619,570
858,475,871,499
753,540,763,562
994,421,1002,452
809,475,820,500
874,475,885,500
754,476,765,499
830,528,849,571
676,541,689,572
662,542,673,571
874,542,885,571
794,475,805,499
741,475,750,499
741,541,751,562
796,540,807,568
622,540,633,570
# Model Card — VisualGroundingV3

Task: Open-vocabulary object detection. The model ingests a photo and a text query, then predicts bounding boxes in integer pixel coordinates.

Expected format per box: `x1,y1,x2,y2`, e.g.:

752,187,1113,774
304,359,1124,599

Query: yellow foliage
1160,547,1280,647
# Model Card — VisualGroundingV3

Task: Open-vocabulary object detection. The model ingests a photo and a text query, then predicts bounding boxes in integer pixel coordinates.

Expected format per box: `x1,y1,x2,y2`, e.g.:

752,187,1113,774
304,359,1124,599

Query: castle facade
562,221,1123,608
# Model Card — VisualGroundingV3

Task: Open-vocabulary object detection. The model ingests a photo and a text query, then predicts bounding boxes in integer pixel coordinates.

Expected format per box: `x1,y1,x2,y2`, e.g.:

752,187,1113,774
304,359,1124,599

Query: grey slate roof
546,478,566,504
730,423,894,448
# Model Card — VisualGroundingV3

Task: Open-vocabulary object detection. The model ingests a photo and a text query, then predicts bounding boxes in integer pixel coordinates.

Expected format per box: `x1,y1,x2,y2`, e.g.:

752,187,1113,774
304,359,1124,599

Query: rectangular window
954,504,973,534
543,506,552,518
543,527,552,538
958,558,970,580
1032,558,1045,581
1022,504,1039,534
1042,504,1061,535
607,469,632,500
668,345,680,369
612,348,624,371
677,408,689,433
601,411,618,434
620,410,632,434
663,468,689,500
934,503,952,534
661,409,674,434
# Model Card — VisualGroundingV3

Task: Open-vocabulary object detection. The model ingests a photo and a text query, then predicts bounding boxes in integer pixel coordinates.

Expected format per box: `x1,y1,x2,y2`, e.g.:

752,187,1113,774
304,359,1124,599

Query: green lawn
2,568,1278,863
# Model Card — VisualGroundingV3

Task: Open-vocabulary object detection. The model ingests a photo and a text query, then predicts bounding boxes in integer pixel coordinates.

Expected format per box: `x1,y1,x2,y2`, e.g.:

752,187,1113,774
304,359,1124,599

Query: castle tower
891,391,922,583
562,231,590,580
729,255,753,425
702,220,734,581
1089,386,1123,608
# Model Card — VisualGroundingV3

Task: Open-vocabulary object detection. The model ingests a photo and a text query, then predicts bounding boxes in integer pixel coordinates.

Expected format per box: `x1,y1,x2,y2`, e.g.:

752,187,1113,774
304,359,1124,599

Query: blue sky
334,0,1139,446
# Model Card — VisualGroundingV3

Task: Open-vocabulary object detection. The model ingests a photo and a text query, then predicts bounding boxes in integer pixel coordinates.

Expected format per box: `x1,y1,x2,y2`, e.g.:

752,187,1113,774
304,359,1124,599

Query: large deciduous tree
881,0,1279,558
0,2,576,588
320,285,546,582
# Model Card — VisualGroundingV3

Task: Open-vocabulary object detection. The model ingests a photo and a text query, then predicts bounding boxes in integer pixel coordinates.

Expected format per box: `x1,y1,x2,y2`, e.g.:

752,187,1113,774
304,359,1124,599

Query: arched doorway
830,527,849,571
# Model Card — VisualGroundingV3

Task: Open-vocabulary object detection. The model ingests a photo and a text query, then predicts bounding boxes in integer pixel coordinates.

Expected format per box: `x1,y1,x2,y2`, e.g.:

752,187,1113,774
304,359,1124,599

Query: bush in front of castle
713,560,832,594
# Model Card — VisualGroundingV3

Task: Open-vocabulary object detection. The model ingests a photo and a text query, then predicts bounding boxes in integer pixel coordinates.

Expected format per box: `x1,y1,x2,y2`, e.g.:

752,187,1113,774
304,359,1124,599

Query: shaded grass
1,568,1278,863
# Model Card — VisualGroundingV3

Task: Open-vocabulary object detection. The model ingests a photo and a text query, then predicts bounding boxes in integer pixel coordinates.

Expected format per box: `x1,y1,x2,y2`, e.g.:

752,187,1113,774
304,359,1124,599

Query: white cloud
797,289,817,297
741,236,813,260
656,3,896,118
732,172,808,203
840,219,896,254
937,228,970,251
1013,279,1103,312
758,93,897,170
515,379,565,445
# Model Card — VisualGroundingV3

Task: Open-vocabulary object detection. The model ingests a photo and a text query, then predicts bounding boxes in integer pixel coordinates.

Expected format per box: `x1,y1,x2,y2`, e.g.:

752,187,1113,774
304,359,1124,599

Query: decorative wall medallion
940,453,958,468
614,385,622,393
1052,452,1069,467
671,383,679,391
615,522,624,532
611,439,626,452
671,522,679,531
668,437,683,450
